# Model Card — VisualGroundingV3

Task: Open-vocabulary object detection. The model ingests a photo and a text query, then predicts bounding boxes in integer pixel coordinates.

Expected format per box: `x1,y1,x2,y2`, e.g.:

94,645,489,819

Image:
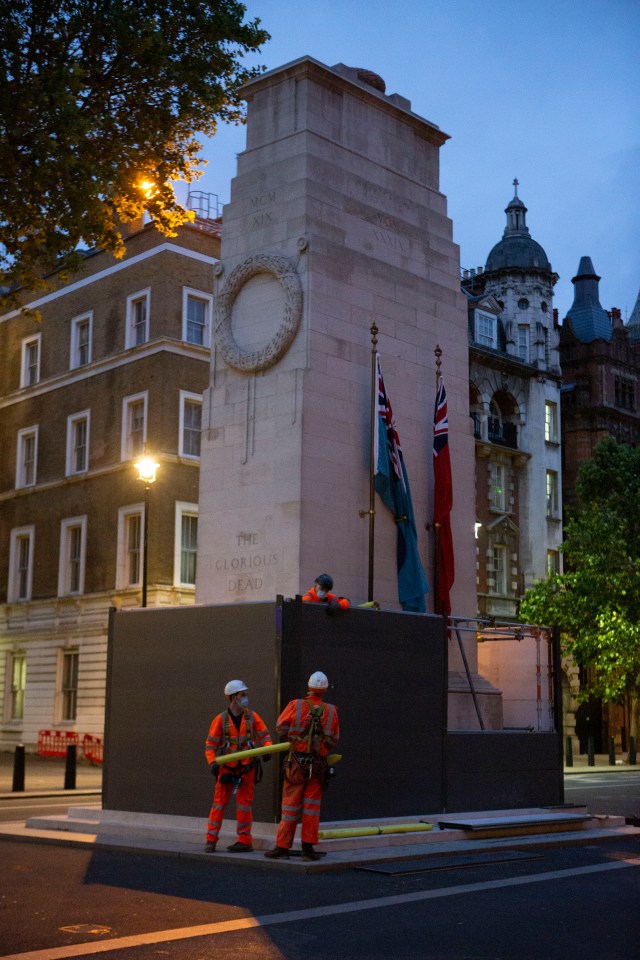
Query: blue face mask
316,588,327,599
238,696,249,709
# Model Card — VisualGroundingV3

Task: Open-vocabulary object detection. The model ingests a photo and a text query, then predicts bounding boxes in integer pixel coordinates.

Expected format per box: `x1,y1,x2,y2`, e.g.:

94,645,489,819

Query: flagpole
359,322,378,601
433,344,442,613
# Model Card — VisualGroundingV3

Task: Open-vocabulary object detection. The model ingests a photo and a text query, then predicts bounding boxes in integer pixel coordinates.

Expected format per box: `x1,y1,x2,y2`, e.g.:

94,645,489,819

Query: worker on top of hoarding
204,679,272,854
302,573,350,611
265,670,339,862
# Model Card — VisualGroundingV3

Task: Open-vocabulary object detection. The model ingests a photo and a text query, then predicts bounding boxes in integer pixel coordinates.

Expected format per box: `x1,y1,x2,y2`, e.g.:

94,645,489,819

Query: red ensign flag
433,379,455,615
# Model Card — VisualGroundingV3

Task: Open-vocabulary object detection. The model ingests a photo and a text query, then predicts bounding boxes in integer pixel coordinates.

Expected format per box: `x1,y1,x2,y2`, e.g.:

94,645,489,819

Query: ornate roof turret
564,256,612,343
485,180,552,274
627,288,640,342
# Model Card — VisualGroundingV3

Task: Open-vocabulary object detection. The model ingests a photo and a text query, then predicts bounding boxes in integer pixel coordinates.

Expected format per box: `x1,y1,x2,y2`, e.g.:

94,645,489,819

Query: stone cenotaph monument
196,57,496,724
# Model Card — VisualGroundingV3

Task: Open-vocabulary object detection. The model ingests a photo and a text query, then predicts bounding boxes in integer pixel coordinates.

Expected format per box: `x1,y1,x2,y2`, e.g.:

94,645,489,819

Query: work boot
264,846,290,859
227,841,253,852
301,842,322,861
204,842,217,853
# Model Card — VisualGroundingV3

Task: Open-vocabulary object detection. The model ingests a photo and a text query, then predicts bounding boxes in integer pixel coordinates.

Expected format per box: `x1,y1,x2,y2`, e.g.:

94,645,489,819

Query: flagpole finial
370,322,378,348
434,344,443,380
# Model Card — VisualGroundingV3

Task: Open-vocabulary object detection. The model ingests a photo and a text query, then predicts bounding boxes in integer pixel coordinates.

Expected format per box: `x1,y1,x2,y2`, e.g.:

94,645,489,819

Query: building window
175,502,198,586
491,545,507,595
179,392,202,458
58,650,79,722
117,505,143,588
183,289,212,346
544,401,558,443
8,526,34,602
126,290,150,348
614,376,635,411
70,312,92,369
66,411,90,475
475,311,497,349
517,326,529,362
546,470,559,518
518,298,529,310
21,334,41,387
489,462,507,512
58,517,87,596
121,393,147,460
16,426,38,488
547,550,560,576
5,652,26,721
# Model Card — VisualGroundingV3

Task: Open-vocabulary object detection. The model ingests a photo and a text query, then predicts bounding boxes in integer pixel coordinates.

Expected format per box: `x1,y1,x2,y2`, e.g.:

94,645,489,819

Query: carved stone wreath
213,254,303,372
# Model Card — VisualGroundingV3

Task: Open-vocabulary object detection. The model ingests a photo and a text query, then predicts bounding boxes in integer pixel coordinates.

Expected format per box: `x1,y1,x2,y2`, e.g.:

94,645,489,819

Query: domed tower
482,180,559,372
465,180,563,613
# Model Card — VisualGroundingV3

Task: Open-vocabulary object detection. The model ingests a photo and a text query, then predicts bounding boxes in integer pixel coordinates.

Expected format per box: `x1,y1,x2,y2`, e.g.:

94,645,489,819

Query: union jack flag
375,354,405,491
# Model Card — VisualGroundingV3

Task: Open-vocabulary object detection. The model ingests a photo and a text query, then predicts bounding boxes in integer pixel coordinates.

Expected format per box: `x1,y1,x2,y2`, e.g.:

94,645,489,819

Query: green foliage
0,0,269,304
520,438,640,704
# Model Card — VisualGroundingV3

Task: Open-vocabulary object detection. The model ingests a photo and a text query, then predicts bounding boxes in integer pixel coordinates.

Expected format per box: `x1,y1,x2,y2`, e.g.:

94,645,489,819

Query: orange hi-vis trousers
206,767,255,846
275,769,323,848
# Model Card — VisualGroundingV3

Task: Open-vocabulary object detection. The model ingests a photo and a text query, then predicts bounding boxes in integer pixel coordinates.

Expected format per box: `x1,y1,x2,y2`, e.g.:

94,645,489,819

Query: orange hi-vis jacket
205,708,271,770
276,693,339,759
301,585,350,610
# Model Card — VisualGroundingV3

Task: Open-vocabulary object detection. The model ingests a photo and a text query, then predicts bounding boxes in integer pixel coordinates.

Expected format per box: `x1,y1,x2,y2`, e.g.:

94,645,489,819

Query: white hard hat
224,679,248,697
308,671,329,690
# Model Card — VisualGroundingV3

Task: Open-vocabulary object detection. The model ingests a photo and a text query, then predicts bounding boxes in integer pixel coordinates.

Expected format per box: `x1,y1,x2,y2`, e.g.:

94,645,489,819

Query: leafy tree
520,437,640,742
0,0,269,305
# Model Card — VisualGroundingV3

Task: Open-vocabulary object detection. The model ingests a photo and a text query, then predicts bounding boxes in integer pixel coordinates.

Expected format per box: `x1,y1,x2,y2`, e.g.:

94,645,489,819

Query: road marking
2,857,640,960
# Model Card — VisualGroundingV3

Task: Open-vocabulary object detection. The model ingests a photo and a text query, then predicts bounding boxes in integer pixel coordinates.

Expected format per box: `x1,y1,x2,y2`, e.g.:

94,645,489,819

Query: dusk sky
182,0,640,324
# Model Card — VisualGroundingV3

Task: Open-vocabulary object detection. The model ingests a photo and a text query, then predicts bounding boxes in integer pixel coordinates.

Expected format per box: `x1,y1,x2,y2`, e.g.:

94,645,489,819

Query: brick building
0,216,219,750
559,256,640,751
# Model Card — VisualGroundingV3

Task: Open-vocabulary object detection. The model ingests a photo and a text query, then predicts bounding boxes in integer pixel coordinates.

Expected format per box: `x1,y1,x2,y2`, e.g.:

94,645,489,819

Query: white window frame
174,501,198,587
547,550,561,576
66,410,91,476
475,311,497,349
20,333,41,387
4,651,26,722
546,470,559,518
121,392,148,461
8,526,35,602
182,287,212,347
491,544,508,595
490,461,506,512
179,391,203,459
545,401,559,443
70,311,93,369
16,426,38,488
58,516,87,596
116,504,144,589
517,325,529,362
126,289,150,348
55,648,79,723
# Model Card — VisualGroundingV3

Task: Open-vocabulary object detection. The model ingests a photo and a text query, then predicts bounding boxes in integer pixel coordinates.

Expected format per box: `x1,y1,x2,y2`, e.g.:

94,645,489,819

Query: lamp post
135,455,159,607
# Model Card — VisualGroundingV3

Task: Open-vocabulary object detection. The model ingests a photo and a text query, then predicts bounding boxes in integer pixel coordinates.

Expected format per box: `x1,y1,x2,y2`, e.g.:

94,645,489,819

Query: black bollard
565,736,573,767
12,744,25,792
64,743,77,790
629,736,637,766
608,736,616,767
587,736,595,766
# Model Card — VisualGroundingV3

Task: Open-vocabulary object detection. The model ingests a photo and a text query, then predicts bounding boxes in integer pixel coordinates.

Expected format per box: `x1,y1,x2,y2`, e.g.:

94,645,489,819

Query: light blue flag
374,355,429,612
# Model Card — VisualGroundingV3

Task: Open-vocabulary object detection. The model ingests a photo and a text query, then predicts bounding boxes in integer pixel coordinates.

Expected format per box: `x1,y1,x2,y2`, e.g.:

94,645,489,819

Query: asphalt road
1,832,640,959
564,771,640,819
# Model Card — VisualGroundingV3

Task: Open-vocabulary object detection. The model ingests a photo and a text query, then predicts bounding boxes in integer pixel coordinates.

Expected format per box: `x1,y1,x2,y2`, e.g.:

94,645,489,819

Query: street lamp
135,455,159,607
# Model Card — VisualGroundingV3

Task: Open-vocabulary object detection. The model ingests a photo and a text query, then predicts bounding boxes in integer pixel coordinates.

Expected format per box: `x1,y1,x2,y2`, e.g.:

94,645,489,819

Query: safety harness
219,709,262,786
285,699,332,785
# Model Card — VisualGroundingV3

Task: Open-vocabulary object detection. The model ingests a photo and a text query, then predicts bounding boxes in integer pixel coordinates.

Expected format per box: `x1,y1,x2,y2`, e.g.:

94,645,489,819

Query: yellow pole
212,741,290,765
213,742,343,766
318,823,433,840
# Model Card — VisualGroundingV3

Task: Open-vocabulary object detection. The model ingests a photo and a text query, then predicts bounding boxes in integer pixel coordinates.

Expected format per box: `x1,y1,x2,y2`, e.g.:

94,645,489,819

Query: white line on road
2,856,640,960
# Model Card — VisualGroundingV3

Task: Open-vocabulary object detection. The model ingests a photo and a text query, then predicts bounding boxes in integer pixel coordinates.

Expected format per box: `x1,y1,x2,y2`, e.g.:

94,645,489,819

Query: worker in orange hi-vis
204,679,272,854
264,671,339,862
302,573,350,612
